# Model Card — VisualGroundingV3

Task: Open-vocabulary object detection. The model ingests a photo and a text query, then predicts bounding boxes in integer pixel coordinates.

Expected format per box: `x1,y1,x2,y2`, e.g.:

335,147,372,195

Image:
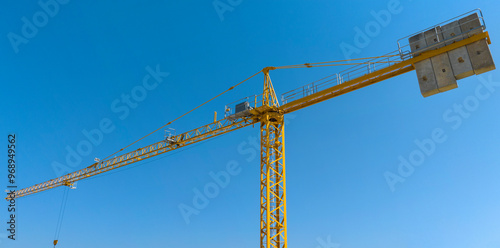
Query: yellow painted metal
15,30,490,201
10,116,257,199
263,67,280,107
280,31,491,114
7,26,493,248
260,71,287,248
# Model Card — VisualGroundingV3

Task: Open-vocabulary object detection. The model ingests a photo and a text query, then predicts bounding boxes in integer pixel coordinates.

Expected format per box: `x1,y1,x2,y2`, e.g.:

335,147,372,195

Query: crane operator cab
225,95,257,121
225,101,253,121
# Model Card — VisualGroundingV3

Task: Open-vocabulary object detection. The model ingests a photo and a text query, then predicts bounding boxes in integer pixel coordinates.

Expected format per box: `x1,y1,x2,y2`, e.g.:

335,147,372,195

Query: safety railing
281,9,486,105
396,9,485,60
281,53,401,104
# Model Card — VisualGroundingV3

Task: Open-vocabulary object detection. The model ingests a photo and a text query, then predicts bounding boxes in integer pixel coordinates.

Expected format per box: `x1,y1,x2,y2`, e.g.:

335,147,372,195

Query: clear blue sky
1,1,500,247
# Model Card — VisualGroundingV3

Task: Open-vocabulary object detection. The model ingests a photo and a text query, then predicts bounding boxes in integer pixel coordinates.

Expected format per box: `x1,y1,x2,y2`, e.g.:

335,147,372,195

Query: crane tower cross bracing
9,10,495,248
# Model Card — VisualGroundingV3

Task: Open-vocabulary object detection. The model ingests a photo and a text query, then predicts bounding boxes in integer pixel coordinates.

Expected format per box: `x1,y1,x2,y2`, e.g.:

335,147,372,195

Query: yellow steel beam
279,32,491,114
10,116,257,199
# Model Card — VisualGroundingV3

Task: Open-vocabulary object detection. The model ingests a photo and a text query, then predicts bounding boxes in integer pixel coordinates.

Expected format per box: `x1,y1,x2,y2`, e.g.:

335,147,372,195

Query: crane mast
260,70,286,248
8,10,495,248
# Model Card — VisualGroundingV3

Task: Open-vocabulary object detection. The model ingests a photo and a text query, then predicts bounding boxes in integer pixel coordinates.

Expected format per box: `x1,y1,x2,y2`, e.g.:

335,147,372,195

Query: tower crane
8,10,495,248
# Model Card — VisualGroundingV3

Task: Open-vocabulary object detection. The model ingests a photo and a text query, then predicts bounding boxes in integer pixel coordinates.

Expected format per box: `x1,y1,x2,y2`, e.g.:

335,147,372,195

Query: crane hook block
53,240,58,246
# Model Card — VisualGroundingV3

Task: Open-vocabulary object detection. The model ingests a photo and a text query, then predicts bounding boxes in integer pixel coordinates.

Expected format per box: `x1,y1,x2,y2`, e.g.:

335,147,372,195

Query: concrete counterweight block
448,46,474,79
409,32,426,56
407,12,496,97
432,53,458,92
459,13,496,75
415,60,440,97
442,21,463,45
442,20,474,79
467,39,496,75
409,31,440,97
424,27,444,49
424,27,458,94
459,13,482,36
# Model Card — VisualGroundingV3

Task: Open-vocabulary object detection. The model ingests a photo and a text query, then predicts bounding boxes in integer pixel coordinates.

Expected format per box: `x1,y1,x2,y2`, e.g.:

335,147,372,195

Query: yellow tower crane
8,10,495,248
